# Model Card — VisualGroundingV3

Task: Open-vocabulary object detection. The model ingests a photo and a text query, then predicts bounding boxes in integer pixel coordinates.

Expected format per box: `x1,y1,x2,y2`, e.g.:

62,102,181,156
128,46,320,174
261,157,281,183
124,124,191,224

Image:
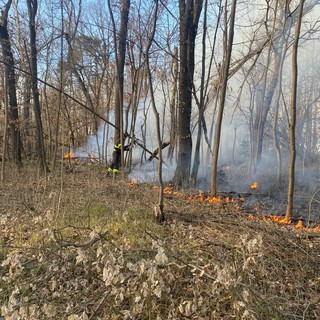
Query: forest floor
0,164,320,319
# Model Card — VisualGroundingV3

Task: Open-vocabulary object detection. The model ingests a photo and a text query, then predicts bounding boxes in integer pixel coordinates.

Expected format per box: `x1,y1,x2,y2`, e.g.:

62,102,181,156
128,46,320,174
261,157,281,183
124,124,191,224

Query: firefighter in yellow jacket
107,142,130,174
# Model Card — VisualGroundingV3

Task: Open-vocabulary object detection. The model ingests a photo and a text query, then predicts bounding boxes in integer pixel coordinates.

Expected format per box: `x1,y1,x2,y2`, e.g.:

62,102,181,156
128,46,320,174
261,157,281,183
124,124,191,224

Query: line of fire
61,138,320,233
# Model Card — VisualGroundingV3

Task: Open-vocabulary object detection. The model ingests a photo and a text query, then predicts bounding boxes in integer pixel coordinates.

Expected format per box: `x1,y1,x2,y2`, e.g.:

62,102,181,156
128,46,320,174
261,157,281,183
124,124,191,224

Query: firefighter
107,142,130,174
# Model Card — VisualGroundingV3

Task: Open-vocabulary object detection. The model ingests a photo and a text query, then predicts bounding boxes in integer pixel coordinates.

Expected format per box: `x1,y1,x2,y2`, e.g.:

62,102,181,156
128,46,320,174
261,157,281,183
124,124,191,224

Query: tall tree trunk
252,49,282,173
27,0,48,173
108,0,131,174
190,0,220,184
1,72,9,180
145,0,164,222
167,47,178,163
51,0,65,171
272,24,290,187
0,0,22,166
286,0,305,220
210,0,237,196
251,2,285,173
22,74,32,159
190,0,208,186
174,0,203,188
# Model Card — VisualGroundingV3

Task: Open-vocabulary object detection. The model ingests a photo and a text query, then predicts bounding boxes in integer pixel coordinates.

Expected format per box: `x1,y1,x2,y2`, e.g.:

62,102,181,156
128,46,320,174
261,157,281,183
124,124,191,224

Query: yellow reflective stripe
107,167,113,172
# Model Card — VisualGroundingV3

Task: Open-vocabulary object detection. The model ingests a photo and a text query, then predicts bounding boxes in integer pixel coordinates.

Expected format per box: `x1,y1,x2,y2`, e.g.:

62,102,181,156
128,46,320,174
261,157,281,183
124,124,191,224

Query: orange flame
163,186,174,193
249,213,320,231
250,182,258,189
154,184,320,232
64,151,74,159
263,214,291,224
186,190,244,204
128,181,138,187
293,220,320,231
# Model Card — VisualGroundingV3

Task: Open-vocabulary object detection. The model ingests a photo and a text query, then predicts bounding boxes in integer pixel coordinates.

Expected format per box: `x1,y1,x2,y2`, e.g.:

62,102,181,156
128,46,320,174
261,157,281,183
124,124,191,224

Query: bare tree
144,0,165,222
191,0,222,185
174,0,203,188
107,0,131,174
26,0,48,173
286,0,305,220
1,68,9,180
167,47,178,163
251,0,320,174
0,0,21,166
210,0,237,196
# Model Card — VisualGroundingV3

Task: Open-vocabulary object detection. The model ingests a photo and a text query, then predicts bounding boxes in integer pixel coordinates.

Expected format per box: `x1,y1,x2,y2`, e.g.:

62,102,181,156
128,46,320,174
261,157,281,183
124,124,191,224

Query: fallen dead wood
148,141,170,161
53,229,108,249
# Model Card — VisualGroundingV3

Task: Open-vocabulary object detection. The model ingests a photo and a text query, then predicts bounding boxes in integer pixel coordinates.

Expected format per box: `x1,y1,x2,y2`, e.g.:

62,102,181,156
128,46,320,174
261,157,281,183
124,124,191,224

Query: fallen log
148,141,170,162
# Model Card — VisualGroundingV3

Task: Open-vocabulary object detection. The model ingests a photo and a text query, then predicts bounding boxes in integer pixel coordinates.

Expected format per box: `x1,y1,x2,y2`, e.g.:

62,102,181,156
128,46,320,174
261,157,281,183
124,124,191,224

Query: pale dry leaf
155,247,168,265
42,303,57,318
68,315,81,320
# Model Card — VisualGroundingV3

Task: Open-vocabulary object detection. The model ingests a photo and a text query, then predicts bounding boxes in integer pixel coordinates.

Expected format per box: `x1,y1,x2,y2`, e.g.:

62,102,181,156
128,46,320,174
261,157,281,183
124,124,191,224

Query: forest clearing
0,166,319,319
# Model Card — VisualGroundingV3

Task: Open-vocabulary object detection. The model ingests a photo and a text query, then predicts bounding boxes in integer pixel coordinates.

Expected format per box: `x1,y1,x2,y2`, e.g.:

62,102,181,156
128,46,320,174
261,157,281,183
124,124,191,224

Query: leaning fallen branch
53,229,108,250
89,290,112,320
148,141,171,162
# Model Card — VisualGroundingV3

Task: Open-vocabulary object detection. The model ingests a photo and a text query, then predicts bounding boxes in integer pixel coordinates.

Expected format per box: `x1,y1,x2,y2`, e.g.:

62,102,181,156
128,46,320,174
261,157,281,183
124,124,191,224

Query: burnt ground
0,164,319,319
210,165,320,225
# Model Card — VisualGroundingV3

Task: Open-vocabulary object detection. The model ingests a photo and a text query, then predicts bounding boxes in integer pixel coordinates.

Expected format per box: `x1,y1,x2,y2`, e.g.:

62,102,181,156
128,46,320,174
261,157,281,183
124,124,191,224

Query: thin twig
89,290,111,320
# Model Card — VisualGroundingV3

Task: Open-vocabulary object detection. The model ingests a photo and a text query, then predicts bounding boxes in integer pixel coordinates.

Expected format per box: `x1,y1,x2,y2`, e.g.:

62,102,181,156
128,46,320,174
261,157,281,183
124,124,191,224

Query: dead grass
0,166,319,319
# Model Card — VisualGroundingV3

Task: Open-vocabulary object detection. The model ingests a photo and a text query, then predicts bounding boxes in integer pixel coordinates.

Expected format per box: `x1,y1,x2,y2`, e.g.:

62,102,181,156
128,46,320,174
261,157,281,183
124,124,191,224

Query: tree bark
174,0,203,188
1,72,8,180
108,0,131,174
27,0,48,173
0,0,22,166
167,47,178,163
190,0,208,186
210,0,237,196
145,0,165,223
286,0,305,220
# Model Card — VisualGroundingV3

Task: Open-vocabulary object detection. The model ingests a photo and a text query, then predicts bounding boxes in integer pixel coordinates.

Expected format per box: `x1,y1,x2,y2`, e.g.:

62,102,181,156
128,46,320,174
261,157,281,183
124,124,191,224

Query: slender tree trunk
22,74,32,159
27,0,48,173
251,3,286,174
167,47,178,163
0,0,22,166
1,73,8,181
108,0,131,174
174,0,203,188
210,0,237,196
51,0,65,171
145,0,164,222
191,0,208,186
272,31,290,187
253,50,282,173
286,0,305,220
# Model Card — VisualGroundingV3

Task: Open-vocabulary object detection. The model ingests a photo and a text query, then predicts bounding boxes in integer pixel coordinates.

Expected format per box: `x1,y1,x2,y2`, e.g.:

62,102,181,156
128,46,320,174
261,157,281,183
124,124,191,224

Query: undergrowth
0,166,319,319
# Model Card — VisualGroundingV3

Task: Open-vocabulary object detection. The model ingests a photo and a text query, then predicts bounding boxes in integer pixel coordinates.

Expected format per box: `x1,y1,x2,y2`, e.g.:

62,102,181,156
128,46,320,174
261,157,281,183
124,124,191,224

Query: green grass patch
53,200,166,250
